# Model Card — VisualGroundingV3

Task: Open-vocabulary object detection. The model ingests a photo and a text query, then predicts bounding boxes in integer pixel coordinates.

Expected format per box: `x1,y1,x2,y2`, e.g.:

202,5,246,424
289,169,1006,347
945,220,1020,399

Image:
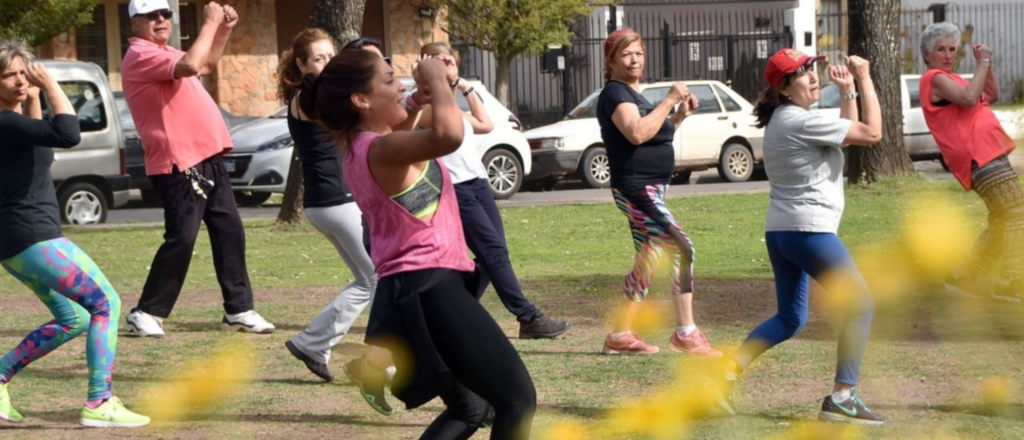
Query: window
567,90,601,120
76,5,108,72
689,85,721,114
641,87,669,106
61,81,107,132
714,85,742,112
815,83,841,109
906,78,921,108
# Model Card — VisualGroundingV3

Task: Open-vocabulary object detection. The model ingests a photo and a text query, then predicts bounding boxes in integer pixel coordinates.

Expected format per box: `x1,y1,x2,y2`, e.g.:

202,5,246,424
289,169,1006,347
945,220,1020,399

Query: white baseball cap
129,0,171,17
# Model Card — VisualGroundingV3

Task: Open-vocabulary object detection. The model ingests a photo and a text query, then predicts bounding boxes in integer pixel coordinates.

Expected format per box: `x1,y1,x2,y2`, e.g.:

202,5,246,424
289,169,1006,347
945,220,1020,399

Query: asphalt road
105,161,953,226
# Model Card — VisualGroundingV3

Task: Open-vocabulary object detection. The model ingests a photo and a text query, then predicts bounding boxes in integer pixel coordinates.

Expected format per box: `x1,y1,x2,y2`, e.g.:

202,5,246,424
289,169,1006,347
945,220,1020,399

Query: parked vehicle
116,92,259,207
221,78,533,204
223,106,292,206
39,60,131,224
811,74,973,163
404,78,532,199
523,80,764,189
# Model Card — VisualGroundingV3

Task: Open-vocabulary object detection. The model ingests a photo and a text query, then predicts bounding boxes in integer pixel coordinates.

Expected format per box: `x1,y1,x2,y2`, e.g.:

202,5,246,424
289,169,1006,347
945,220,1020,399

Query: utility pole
168,0,182,48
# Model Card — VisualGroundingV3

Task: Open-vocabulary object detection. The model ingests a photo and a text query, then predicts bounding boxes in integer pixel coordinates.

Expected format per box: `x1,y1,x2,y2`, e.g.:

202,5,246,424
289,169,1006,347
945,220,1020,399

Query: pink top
920,69,1015,190
121,37,233,176
344,132,474,278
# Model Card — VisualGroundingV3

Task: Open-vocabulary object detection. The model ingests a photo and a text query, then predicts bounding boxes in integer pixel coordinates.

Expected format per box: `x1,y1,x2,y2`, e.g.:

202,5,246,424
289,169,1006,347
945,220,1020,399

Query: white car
225,80,532,203
523,80,765,189
404,78,532,199
811,74,970,163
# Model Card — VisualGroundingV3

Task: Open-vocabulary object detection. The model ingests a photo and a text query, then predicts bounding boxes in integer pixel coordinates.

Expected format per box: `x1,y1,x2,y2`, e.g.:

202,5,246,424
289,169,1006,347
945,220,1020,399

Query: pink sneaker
602,331,660,355
668,328,722,357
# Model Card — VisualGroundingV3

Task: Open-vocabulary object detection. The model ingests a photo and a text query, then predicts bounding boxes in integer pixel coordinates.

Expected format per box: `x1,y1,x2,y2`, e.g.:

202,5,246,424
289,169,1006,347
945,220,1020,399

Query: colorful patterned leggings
0,238,121,401
612,184,695,302
960,156,1024,284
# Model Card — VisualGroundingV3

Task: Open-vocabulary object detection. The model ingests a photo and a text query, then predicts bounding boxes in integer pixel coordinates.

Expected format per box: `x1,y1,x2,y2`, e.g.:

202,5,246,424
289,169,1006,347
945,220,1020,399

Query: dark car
114,92,259,206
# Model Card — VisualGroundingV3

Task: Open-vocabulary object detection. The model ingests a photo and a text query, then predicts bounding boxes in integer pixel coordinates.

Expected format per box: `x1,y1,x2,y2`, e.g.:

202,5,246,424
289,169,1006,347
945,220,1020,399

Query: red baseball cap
764,48,825,88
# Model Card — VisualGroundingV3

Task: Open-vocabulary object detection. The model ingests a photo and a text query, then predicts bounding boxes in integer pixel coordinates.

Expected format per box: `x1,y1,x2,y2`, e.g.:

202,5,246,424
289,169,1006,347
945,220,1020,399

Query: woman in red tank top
919,22,1024,301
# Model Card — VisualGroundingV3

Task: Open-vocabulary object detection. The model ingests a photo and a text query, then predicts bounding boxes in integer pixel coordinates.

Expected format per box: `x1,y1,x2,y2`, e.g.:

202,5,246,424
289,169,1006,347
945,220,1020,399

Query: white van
41,60,130,224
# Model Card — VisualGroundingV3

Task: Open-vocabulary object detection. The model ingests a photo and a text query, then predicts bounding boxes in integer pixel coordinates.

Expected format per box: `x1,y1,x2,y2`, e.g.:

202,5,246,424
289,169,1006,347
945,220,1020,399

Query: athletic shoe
818,389,885,426
0,382,23,423
714,377,737,416
344,357,395,416
519,311,571,339
944,273,985,300
602,331,659,355
79,396,150,428
668,328,723,358
285,340,333,382
992,280,1024,303
222,310,275,334
126,308,165,338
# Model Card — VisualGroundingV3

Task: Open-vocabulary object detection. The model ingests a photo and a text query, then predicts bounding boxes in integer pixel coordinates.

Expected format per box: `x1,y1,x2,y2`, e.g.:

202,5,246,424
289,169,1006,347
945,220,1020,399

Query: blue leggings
736,232,874,385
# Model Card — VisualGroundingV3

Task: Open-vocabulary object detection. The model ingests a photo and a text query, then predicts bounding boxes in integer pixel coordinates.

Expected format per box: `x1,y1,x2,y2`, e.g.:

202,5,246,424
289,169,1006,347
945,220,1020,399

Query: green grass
1,176,1022,439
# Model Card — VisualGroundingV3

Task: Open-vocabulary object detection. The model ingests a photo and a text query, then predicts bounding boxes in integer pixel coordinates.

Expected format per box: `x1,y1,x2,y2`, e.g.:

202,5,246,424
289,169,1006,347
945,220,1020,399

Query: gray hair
920,22,961,64
0,38,34,73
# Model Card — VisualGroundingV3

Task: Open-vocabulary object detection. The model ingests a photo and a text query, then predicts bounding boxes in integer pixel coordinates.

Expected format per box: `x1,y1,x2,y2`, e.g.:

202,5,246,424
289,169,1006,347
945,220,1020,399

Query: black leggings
418,271,536,440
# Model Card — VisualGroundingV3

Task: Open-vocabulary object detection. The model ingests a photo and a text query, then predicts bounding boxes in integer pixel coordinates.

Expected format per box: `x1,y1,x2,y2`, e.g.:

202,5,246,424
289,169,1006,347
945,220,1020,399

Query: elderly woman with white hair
918,22,1024,301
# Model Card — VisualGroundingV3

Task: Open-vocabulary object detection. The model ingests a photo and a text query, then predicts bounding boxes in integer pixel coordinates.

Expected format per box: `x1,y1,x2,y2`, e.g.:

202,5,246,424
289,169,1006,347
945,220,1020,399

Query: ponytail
752,78,793,129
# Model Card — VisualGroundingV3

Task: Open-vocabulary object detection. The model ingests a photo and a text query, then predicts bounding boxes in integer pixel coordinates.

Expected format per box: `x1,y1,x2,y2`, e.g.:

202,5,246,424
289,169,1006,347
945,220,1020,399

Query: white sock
831,389,852,403
611,331,632,340
676,324,697,336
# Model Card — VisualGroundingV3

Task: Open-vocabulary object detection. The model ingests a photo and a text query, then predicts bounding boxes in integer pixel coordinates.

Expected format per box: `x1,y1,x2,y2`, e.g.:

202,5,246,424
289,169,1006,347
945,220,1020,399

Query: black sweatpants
137,155,254,318
454,178,537,323
418,270,536,440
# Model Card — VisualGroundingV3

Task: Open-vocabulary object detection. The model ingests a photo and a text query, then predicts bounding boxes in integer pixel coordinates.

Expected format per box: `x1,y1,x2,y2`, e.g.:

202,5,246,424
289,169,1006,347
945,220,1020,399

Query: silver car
223,107,291,206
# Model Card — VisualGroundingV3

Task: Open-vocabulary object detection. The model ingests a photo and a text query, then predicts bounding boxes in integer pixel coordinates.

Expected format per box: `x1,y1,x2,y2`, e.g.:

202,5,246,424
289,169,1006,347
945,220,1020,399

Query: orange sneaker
668,328,722,357
602,331,660,355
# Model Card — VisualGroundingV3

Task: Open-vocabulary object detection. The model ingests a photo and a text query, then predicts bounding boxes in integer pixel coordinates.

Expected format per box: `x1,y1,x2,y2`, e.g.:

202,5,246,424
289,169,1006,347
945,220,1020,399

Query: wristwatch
840,92,859,100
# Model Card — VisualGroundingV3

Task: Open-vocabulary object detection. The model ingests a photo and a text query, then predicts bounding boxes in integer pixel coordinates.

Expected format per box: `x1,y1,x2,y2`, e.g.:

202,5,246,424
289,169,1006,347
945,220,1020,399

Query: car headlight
256,135,294,152
541,138,564,150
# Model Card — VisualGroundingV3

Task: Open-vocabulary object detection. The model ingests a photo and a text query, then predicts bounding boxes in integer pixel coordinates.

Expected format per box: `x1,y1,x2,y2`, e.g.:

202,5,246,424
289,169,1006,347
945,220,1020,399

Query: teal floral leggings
0,238,121,401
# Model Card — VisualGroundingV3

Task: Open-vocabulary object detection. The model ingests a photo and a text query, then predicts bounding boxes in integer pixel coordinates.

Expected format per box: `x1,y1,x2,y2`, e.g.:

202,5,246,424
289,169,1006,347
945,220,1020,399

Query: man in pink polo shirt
121,0,274,337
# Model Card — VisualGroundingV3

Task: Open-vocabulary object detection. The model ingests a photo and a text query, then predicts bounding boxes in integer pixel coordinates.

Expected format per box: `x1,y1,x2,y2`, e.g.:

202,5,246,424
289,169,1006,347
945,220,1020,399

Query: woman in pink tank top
296,49,535,440
919,22,1024,301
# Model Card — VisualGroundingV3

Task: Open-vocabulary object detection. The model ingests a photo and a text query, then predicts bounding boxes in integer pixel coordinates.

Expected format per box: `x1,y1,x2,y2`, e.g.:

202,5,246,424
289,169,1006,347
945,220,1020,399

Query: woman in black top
596,29,721,357
0,39,149,427
277,30,400,415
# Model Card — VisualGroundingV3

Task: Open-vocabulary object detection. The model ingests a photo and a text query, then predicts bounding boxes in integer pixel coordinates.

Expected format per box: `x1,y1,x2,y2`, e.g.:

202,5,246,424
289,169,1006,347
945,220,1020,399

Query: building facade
37,0,450,116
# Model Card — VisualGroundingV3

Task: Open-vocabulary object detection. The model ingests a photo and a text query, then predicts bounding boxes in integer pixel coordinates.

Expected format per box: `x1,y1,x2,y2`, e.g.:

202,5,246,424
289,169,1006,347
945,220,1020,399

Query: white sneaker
222,310,275,334
126,309,165,338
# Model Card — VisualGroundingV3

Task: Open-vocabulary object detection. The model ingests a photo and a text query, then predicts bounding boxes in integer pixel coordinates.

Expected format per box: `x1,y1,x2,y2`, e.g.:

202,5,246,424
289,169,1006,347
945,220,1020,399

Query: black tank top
286,95,353,208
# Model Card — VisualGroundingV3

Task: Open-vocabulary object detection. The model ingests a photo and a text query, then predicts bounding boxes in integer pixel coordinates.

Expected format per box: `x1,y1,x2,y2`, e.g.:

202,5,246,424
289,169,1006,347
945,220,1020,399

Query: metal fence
457,7,790,130
819,2,1024,103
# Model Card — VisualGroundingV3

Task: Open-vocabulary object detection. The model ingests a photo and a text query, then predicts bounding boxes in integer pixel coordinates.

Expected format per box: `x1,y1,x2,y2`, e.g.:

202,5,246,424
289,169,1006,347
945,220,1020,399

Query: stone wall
387,0,448,77
214,0,281,116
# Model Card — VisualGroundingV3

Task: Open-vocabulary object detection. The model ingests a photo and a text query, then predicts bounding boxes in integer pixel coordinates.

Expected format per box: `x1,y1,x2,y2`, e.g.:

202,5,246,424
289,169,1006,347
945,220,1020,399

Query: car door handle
717,116,729,120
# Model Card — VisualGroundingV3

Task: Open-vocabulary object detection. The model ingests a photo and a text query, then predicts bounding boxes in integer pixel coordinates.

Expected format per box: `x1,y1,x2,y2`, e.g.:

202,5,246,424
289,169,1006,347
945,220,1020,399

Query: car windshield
567,90,601,120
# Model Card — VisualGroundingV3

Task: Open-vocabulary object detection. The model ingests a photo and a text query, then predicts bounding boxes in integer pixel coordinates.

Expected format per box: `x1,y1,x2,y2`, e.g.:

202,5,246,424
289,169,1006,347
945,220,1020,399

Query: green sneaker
343,358,396,416
0,382,23,423
79,396,150,428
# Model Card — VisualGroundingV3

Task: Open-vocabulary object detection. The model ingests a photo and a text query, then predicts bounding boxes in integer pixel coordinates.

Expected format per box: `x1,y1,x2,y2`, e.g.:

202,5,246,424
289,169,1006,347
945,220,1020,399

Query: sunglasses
140,9,173,20
383,56,392,66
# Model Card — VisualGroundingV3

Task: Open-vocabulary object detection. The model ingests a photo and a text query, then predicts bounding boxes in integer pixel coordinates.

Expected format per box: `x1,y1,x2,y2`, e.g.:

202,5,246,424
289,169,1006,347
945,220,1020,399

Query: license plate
224,159,236,172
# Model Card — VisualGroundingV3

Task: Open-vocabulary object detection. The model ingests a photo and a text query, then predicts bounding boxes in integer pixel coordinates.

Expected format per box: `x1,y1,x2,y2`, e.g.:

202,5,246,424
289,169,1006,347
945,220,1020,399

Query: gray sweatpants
290,202,377,364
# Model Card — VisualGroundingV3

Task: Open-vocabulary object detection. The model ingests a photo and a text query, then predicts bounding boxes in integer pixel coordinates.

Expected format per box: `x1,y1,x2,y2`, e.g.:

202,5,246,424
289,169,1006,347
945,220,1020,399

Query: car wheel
234,190,272,207
579,146,611,188
483,148,523,200
672,171,692,185
141,189,163,208
59,182,108,225
717,143,754,182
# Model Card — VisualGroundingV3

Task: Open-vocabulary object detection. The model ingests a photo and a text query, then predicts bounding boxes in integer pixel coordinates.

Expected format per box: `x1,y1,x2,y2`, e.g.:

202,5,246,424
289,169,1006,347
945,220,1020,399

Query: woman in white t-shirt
408,42,571,340
720,49,886,425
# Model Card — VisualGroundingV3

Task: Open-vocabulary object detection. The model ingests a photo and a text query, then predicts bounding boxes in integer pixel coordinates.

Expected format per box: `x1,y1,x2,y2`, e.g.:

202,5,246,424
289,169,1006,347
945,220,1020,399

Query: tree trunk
495,54,512,108
845,0,914,184
276,0,365,225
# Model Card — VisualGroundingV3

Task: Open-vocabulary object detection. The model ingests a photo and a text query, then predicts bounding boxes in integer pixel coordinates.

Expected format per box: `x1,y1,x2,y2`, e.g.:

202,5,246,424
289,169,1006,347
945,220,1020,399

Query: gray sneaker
518,311,571,339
